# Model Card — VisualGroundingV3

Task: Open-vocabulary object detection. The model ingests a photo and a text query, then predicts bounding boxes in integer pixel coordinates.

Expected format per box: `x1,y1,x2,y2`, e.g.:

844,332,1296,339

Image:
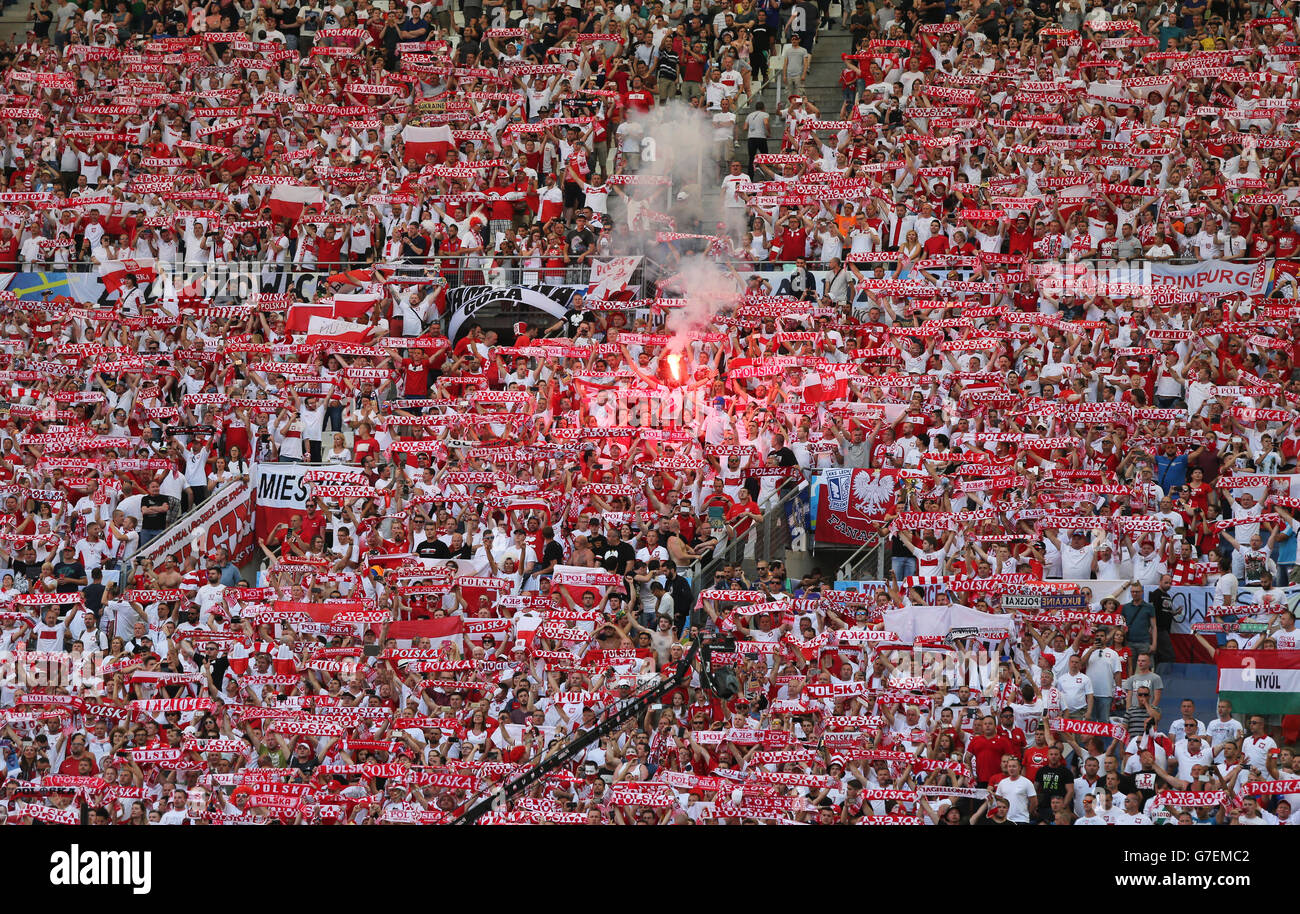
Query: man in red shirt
1006,213,1034,255
400,348,431,398
0,226,21,270
724,487,763,533
1274,225,1300,258
966,715,1016,787
776,213,808,262
997,707,1027,758
1021,725,1052,782
300,499,327,545
57,732,99,776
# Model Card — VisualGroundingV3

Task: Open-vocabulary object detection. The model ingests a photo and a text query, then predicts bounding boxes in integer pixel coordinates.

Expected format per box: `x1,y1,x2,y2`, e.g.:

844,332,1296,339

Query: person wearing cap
1042,525,1102,580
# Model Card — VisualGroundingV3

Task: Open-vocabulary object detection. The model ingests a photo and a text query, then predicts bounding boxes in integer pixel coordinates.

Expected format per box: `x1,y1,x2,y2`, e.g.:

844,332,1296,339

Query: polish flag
1054,183,1093,224
379,616,465,654
401,124,454,165
267,185,325,223
285,302,335,332
99,257,157,294
803,371,848,403
333,291,382,320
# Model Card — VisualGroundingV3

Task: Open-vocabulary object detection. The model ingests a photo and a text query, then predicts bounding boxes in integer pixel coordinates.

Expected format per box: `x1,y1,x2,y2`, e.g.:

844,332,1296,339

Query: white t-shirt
995,774,1036,823
1173,741,1213,781
1057,672,1094,711
1059,541,1095,579
1242,734,1278,771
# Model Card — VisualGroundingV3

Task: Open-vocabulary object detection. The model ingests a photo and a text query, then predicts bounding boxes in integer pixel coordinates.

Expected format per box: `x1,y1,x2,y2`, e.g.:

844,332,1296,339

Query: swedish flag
8,272,71,300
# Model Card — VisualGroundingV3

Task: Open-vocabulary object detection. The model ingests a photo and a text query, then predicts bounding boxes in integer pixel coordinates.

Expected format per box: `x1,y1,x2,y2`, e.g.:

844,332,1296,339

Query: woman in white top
324,432,353,465
206,456,243,490
899,228,923,260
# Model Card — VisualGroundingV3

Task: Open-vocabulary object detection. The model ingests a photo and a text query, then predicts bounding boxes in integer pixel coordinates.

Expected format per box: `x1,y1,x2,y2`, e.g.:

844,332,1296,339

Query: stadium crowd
0,0,1296,826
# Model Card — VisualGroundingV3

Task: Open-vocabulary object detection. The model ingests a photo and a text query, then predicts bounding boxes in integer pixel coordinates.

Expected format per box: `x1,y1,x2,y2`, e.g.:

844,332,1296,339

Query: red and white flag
267,184,325,223
402,124,454,165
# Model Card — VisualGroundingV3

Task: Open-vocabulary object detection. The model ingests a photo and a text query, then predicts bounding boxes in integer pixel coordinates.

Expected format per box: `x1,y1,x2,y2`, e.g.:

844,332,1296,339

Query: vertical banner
784,482,811,549
134,481,255,567
1161,584,1219,664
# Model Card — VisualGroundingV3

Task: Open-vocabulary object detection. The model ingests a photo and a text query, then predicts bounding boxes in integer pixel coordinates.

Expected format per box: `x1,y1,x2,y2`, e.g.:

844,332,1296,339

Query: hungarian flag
267,185,325,223
401,124,454,165
305,314,372,345
1217,650,1300,714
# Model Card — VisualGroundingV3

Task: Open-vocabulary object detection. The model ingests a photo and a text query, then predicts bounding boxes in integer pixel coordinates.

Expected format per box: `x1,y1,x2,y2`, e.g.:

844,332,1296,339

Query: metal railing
836,533,887,583
689,480,808,595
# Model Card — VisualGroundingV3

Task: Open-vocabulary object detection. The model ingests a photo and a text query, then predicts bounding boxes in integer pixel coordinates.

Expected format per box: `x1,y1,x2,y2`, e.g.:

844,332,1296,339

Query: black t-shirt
565,228,595,256
601,541,635,575
586,532,609,556
1034,764,1073,804
669,575,693,616
771,446,798,467
403,233,430,258
141,494,170,530
276,4,302,36
83,582,105,614
417,539,446,559
795,0,820,32
1150,587,1175,634
12,558,41,583
53,560,85,593
542,539,565,567
978,0,1002,39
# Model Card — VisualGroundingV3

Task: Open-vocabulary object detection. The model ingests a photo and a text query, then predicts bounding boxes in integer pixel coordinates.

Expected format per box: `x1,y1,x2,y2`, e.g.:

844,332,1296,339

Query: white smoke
661,254,743,361
628,103,746,366
631,100,719,213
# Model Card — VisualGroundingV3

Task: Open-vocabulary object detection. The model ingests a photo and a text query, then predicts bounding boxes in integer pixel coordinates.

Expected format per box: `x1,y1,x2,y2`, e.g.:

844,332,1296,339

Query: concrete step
1,4,31,37
802,30,855,120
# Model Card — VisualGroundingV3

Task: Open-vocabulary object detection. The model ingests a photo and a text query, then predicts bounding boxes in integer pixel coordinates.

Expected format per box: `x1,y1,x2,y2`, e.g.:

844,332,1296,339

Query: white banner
253,464,362,540
1149,259,1270,297
136,481,256,567
586,256,641,299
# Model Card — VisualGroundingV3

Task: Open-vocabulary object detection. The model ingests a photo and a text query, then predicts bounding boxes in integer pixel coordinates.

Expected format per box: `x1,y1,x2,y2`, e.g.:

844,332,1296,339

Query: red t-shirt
1022,744,1050,781
0,235,20,268
777,227,807,262
1274,230,1300,258
300,511,326,544
1007,226,1034,255
624,90,653,113
317,231,346,266
967,733,1016,783
403,358,430,397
